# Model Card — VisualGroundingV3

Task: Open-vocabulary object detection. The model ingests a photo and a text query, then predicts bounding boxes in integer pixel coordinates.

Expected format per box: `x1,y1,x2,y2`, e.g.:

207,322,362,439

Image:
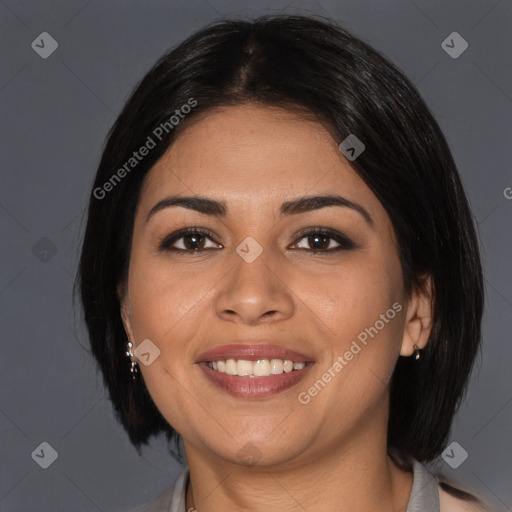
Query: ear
400,274,434,356
117,282,135,344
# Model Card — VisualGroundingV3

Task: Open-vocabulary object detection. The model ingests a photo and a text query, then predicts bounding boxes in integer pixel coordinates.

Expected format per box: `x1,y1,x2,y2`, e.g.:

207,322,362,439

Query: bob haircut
77,14,484,464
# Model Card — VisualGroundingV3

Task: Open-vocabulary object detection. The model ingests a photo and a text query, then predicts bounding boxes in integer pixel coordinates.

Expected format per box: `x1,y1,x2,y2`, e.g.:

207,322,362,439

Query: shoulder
438,481,489,512
402,456,490,512
127,485,175,512
127,467,189,512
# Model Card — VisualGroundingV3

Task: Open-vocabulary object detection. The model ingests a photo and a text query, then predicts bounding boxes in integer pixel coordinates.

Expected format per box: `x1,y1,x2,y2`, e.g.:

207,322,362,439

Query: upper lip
196,344,314,363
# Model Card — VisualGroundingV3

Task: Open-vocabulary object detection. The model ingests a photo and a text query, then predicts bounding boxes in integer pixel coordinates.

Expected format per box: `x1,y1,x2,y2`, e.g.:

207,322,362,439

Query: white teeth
236,359,253,376
225,359,237,375
206,358,308,377
253,359,271,376
270,359,284,375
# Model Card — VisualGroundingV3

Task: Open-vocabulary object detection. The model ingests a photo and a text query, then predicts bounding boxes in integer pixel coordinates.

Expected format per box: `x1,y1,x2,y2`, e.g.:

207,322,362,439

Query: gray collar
133,459,440,512
406,459,441,511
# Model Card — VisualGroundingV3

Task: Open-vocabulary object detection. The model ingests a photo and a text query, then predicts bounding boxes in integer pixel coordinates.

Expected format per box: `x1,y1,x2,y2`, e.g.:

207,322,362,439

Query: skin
119,103,434,512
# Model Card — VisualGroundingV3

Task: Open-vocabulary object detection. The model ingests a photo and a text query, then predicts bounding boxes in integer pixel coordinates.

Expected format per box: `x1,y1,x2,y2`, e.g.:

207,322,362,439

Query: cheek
295,253,404,344
294,254,405,411
127,252,216,344
124,254,213,433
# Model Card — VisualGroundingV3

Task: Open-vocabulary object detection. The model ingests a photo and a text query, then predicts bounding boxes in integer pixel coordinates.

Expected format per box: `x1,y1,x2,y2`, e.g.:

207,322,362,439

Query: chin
208,432,310,469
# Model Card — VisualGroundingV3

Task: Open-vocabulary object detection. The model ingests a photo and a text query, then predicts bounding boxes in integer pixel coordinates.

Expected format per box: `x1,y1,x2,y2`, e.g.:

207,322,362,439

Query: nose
214,245,295,326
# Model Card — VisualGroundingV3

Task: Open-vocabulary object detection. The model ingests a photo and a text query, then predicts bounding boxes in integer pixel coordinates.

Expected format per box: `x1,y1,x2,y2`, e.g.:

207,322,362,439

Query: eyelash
157,226,356,255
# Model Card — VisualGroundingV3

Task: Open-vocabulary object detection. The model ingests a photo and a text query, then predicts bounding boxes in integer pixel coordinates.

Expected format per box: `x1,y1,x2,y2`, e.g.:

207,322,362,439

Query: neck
183,424,413,512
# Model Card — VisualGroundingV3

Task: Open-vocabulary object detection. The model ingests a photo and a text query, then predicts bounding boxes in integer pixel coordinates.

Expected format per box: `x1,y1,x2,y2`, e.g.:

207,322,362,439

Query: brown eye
291,227,355,253
159,228,222,253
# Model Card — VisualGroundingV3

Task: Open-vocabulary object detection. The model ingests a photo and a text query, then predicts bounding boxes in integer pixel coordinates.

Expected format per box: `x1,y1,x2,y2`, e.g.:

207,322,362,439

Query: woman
77,14,489,511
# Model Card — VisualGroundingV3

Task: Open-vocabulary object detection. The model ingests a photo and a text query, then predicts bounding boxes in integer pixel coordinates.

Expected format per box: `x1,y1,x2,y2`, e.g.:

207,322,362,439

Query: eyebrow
145,194,374,227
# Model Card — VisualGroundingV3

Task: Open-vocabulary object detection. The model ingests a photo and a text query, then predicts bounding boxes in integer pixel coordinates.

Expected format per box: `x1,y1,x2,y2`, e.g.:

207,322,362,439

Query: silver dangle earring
414,344,421,361
125,341,139,379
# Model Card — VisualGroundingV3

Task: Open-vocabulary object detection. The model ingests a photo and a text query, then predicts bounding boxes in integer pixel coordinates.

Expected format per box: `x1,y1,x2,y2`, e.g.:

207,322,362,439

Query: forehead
138,104,386,226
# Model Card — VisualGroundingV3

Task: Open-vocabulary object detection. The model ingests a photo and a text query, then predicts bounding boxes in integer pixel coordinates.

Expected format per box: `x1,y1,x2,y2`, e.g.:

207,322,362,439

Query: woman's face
120,103,429,468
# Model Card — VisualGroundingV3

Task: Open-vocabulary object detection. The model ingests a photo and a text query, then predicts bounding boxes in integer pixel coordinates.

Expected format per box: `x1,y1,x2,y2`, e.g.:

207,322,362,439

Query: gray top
131,459,440,512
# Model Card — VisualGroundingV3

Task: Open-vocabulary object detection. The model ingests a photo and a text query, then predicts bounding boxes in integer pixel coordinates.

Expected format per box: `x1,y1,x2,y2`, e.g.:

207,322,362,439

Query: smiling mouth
196,343,315,398
204,358,312,377
199,360,314,399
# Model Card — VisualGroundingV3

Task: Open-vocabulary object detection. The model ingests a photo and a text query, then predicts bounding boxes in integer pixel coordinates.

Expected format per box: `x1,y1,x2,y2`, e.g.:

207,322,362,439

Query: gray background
0,0,511,510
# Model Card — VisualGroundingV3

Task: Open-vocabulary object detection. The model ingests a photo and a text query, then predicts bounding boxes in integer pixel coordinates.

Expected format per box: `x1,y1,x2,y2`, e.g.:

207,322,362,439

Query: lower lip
198,362,314,399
